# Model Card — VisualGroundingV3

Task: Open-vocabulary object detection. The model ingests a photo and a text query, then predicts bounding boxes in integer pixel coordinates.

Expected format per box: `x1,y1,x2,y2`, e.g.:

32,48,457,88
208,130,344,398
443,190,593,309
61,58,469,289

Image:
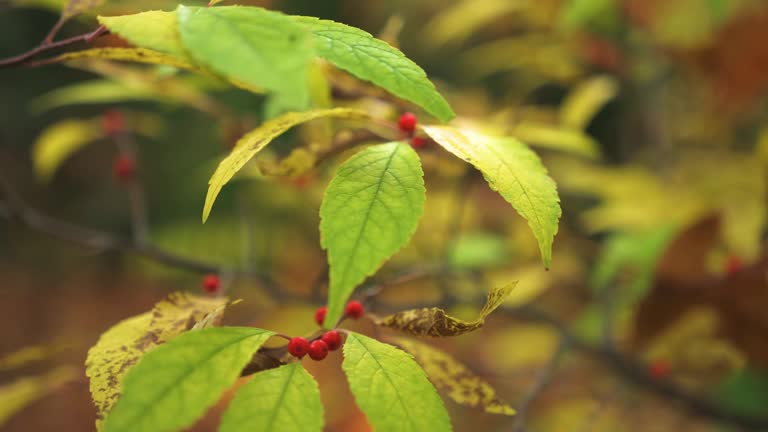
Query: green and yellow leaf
178,5,314,109
320,142,426,326
376,282,516,336
203,108,369,222
220,362,323,432
86,292,227,426
342,332,451,432
393,337,515,415
31,80,158,112
98,10,188,59
295,16,455,122
103,327,274,432
423,126,561,268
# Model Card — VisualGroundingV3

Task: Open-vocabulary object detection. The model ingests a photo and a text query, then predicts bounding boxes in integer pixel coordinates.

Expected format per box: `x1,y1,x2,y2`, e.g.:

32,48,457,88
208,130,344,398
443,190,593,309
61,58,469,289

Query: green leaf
320,142,426,326
423,126,561,268
295,16,455,122
342,332,451,432
203,108,369,222
31,80,158,113
98,10,188,59
177,5,314,109
102,327,274,432
220,362,323,432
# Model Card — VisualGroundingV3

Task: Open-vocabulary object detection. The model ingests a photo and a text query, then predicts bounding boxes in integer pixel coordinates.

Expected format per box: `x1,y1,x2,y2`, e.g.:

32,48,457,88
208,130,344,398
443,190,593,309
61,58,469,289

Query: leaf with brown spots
85,292,227,429
393,337,515,415
376,282,516,336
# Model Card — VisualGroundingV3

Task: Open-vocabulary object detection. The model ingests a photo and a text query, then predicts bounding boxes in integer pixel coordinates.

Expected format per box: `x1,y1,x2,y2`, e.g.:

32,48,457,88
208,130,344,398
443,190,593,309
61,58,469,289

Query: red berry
321,330,343,351
112,155,135,182
308,340,329,361
724,255,743,276
398,112,417,134
288,337,310,358
202,274,220,294
411,136,427,149
101,109,125,136
345,300,364,319
314,306,328,326
649,360,671,379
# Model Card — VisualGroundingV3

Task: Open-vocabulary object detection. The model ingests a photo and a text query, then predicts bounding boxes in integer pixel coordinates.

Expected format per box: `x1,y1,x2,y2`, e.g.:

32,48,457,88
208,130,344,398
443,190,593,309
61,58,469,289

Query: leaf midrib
263,363,299,430
334,144,400,291
353,335,418,431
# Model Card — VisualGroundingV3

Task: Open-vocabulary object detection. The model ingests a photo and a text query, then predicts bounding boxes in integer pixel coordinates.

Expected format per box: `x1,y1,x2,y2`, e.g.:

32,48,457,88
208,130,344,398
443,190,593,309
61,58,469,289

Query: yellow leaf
32,119,103,182
98,11,187,59
394,337,515,415
531,398,623,432
511,122,600,158
49,48,199,71
423,125,561,267
424,0,527,47
481,324,560,371
559,75,618,130
0,366,78,427
85,292,227,427
376,282,516,336
0,345,68,371
203,108,370,222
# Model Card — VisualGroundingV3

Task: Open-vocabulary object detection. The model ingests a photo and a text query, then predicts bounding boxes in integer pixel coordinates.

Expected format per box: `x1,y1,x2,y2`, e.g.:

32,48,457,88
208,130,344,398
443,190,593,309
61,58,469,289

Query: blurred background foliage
1,0,768,430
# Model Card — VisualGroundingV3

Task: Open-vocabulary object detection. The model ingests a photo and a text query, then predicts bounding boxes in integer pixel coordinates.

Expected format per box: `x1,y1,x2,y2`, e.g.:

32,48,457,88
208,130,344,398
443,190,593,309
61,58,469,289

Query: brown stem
0,25,106,68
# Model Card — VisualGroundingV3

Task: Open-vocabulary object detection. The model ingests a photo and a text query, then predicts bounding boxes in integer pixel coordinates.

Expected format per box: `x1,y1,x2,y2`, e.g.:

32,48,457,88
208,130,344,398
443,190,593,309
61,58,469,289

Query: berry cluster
287,301,365,361
397,112,428,149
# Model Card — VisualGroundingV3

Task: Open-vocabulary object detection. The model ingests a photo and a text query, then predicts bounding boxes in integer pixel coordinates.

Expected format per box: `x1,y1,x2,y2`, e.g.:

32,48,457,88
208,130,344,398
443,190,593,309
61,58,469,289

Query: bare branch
0,25,106,68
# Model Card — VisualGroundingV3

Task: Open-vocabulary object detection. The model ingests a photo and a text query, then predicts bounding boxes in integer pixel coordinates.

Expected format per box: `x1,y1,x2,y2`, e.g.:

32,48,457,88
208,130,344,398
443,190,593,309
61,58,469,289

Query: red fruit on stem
345,300,364,319
308,340,329,361
649,360,671,379
102,109,125,136
113,155,135,182
288,337,310,358
202,274,220,294
398,112,417,134
411,136,427,149
314,306,328,326
321,330,343,351
724,255,743,276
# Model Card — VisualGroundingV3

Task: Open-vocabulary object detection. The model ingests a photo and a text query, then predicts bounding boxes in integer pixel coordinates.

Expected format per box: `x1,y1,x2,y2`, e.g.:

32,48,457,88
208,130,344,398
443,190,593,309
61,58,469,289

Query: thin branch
0,25,106,68
504,305,768,431
113,131,150,245
510,338,570,432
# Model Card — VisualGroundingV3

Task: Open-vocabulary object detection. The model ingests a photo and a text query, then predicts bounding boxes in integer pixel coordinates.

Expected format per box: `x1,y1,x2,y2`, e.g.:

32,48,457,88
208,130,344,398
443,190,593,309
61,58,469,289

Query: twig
113,131,149,245
0,25,106,68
